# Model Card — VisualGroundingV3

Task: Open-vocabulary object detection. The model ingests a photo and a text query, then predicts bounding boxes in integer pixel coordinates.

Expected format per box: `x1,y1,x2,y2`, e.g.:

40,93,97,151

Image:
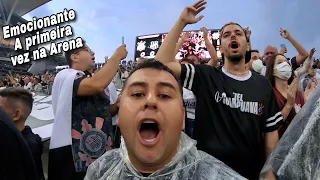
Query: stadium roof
28,53,66,74
0,0,50,25
4,0,51,17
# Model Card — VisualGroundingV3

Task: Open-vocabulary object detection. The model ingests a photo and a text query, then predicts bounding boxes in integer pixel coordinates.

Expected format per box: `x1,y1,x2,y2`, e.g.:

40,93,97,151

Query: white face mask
252,59,263,73
275,62,292,80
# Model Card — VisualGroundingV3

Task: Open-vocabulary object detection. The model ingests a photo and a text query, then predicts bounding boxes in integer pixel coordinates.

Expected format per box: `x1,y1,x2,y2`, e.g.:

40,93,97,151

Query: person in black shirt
0,101,39,180
155,0,283,179
0,87,44,180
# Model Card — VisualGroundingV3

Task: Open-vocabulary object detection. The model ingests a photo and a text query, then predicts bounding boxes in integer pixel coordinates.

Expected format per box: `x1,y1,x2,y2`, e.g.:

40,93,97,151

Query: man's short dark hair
137,57,149,63
0,87,34,121
250,49,259,54
219,22,247,42
180,58,195,65
122,60,183,96
64,39,86,67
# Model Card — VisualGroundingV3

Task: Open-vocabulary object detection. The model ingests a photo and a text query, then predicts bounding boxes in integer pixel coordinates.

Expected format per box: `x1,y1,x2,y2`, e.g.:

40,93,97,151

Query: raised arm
280,28,308,65
174,33,190,56
76,45,127,96
201,27,219,67
295,48,315,77
244,27,252,51
155,0,206,78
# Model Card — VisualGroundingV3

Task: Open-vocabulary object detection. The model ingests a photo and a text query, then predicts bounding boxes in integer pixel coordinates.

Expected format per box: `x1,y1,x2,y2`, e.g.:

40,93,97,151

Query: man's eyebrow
127,81,177,91
224,29,242,34
157,81,176,91
127,81,147,88
223,30,230,35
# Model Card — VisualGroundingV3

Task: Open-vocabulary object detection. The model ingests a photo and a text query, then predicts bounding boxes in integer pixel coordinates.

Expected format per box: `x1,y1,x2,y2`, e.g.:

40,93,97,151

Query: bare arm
296,57,312,77
77,45,127,96
244,27,252,51
288,36,308,65
174,38,186,56
247,40,252,51
156,20,187,78
281,103,293,121
200,27,219,67
281,28,308,65
155,0,206,78
205,38,218,67
265,131,279,157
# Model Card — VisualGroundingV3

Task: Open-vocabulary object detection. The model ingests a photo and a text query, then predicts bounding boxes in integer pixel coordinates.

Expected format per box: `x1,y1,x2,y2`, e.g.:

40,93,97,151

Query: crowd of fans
0,71,56,93
0,0,320,179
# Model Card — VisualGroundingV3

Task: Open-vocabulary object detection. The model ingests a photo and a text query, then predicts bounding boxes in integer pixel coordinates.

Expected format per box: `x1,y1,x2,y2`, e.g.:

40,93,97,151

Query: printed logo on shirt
215,91,264,115
72,118,112,166
184,99,196,108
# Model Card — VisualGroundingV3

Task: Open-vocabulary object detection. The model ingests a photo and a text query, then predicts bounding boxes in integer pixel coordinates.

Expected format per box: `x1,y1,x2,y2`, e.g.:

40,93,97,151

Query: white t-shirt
24,82,33,90
107,82,119,125
183,88,196,119
33,83,42,92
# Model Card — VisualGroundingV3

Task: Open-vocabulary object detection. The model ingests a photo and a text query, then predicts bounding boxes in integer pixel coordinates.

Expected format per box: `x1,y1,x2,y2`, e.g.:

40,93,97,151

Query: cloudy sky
23,0,320,63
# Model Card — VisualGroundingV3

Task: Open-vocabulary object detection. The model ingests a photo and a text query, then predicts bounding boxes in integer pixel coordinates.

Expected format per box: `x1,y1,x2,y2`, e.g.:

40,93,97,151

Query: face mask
275,62,292,80
252,59,263,73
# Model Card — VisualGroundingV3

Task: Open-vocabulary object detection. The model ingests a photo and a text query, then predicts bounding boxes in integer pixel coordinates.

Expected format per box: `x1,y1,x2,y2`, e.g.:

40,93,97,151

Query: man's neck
223,59,248,76
275,79,288,94
15,121,25,132
72,65,87,72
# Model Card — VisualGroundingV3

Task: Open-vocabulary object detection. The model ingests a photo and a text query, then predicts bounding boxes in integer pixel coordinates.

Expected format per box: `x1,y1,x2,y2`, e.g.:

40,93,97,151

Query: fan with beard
227,54,243,63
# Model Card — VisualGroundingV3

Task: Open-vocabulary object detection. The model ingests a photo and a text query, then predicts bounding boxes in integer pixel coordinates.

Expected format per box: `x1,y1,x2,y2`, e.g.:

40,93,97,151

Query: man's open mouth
139,120,160,144
230,41,239,50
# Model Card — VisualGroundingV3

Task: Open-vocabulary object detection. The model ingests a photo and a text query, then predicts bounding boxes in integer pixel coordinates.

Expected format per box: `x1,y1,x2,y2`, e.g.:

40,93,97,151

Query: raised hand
287,78,298,107
309,48,316,58
280,28,292,39
304,80,318,102
113,44,128,60
280,47,288,55
181,32,190,42
179,0,207,25
200,27,208,38
244,26,251,39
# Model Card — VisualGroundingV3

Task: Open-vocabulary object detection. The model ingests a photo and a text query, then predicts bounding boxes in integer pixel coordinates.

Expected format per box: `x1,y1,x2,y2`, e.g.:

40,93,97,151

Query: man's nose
144,93,157,110
230,32,236,38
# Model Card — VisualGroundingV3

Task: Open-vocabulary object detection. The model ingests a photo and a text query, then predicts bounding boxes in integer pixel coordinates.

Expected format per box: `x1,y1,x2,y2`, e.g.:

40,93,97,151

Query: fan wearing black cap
155,0,283,179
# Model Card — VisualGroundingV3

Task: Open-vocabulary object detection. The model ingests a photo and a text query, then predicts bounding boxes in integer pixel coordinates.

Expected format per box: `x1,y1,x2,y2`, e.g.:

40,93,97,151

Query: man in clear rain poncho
260,84,320,180
84,60,246,180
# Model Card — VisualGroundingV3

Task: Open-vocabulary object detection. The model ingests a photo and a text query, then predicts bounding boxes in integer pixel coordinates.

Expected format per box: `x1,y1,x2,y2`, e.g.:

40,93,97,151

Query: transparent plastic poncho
85,132,246,180
260,87,320,180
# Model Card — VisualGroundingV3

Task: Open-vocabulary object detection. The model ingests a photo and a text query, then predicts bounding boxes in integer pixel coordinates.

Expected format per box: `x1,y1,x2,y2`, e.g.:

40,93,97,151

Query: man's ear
71,54,78,63
12,109,22,122
181,107,185,130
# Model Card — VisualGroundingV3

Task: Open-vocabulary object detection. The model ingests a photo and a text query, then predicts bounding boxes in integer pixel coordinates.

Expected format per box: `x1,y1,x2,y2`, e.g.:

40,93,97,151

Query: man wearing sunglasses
49,39,127,180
